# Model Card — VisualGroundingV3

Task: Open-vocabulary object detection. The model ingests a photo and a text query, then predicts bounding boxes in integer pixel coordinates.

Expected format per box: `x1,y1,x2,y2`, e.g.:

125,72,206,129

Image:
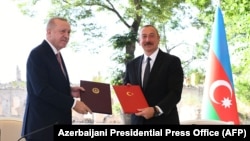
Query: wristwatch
153,106,160,117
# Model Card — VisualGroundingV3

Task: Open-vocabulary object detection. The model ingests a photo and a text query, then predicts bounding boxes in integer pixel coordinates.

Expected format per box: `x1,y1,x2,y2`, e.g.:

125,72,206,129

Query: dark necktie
56,52,66,78
143,57,151,89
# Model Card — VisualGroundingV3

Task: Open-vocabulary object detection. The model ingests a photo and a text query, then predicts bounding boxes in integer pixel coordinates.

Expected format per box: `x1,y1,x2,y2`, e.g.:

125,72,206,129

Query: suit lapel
147,50,165,85
43,40,69,81
138,55,144,86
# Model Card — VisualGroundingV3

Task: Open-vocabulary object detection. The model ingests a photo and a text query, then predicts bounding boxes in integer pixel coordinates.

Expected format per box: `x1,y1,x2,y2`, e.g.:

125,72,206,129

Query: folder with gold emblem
80,80,112,114
113,85,149,114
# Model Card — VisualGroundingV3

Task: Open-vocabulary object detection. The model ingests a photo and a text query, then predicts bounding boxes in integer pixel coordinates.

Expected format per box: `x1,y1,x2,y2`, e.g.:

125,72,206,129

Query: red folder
80,80,112,114
113,85,149,114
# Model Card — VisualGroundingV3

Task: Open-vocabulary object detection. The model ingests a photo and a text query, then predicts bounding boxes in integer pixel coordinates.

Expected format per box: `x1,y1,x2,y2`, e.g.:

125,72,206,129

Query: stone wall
0,89,26,119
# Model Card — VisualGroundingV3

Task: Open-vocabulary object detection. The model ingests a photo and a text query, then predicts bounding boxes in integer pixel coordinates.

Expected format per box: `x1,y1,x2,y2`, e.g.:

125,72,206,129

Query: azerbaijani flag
201,6,240,124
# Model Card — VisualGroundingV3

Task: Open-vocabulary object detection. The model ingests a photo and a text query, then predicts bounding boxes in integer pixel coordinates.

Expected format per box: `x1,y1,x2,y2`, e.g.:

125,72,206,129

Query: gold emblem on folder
126,91,134,96
92,87,100,94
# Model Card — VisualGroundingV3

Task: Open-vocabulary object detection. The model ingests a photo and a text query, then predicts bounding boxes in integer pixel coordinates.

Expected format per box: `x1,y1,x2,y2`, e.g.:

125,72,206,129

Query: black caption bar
54,125,249,140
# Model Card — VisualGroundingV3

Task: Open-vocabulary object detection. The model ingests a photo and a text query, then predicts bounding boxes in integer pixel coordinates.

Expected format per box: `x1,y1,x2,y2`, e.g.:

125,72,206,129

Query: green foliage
4,80,26,89
112,102,122,115
13,0,250,105
233,48,250,105
235,80,250,105
13,0,187,86
110,68,125,85
109,32,137,50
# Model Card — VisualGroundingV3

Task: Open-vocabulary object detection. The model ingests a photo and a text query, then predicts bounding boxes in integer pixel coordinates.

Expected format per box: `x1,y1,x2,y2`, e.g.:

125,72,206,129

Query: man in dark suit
21,17,92,141
123,25,184,124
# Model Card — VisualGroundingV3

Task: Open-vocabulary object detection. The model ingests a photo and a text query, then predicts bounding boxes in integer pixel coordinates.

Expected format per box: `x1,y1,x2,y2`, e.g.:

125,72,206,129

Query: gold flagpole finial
216,0,221,7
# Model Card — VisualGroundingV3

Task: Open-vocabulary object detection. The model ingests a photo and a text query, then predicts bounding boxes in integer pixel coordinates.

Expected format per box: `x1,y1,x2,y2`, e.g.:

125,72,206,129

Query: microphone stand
17,122,58,141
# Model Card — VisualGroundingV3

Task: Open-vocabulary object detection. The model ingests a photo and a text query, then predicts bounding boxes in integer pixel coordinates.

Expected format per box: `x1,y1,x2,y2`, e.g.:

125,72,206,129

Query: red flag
201,6,240,124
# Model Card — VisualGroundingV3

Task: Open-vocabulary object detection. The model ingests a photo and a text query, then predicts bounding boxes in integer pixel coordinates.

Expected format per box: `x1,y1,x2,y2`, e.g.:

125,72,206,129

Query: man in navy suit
21,17,92,141
123,25,184,124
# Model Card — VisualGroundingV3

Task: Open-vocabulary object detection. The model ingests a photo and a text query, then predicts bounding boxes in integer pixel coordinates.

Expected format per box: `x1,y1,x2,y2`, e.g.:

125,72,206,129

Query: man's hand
71,86,85,98
73,100,92,114
135,107,155,119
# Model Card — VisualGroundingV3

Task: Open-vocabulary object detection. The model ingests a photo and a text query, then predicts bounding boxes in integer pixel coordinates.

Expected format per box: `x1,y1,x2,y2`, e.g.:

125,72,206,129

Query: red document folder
80,80,112,114
113,85,149,114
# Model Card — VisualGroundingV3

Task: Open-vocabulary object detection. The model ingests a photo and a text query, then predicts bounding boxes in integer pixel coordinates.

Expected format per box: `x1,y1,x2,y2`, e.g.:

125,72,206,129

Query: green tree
14,0,188,85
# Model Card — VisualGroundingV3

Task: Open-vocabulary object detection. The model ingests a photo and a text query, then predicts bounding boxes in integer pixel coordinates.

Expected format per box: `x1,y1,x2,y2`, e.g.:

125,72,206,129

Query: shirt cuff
155,105,163,116
72,99,77,108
